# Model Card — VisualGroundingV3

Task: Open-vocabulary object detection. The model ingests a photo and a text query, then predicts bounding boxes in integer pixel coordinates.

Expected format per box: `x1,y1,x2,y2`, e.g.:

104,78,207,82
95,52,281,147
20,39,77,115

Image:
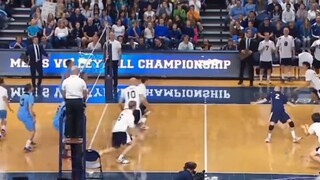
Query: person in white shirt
301,113,320,164
108,32,122,92
276,27,295,81
112,19,125,38
143,4,155,22
99,101,139,164
0,78,13,138
137,77,151,129
282,3,295,23
294,61,320,103
178,35,194,50
119,78,150,129
61,66,87,144
87,35,101,50
54,21,69,48
258,32,276,85
310,37,320,74
189,0,201,12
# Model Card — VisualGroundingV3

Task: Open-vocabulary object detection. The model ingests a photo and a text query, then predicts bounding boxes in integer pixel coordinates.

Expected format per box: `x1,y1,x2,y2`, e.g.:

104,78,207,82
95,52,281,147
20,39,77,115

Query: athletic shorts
17,114,35,131
313,59,320,69
312,88,320,100
0,110,7,119
111,132,132,148
140,104,147,116
269,111,290,124
260,61,272,70
280,58,292,66
133,109,142,125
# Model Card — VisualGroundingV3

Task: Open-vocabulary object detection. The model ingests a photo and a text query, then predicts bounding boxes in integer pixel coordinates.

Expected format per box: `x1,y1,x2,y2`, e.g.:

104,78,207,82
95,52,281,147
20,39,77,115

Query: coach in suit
238,30,258,86
26,37,48,88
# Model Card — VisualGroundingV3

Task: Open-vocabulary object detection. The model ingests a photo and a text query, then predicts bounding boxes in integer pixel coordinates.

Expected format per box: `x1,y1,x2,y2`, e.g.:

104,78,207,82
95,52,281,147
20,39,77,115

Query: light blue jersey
53,101,66,132
17,93,35,131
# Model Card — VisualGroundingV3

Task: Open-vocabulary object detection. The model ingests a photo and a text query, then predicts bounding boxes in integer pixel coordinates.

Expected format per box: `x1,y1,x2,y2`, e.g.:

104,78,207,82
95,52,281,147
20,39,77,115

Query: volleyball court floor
1,79,320,179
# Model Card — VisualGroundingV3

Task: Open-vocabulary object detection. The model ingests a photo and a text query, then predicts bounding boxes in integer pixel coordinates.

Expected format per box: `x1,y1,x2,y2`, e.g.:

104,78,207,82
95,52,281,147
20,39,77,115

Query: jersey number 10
127,91,136,99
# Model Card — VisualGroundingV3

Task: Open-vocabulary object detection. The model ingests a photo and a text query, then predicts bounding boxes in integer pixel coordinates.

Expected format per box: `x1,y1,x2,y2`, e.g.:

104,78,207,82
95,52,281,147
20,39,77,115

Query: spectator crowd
224,0,320,52
4,0,207,51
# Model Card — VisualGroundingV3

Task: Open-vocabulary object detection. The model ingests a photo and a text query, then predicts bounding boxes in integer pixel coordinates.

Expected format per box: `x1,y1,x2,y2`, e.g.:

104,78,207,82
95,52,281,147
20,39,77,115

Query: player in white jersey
136,77,151,129
310,38,320,74
119,78,149,128
301,113,320,164
99,101,139,164
258,32,276,85
294,61,320,103
0,78,13,138
276,27,295,82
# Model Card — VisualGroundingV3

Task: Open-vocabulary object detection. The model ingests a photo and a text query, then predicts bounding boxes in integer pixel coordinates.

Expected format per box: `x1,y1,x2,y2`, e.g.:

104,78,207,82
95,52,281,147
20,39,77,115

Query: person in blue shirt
53,101,69,158
311,16,320,42
252,86,302,143
17,84,36,152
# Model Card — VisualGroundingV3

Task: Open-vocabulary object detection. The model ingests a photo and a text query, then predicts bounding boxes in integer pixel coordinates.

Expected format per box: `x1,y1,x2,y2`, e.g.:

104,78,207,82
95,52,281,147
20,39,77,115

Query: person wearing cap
61,66,87,143
175,161,197,180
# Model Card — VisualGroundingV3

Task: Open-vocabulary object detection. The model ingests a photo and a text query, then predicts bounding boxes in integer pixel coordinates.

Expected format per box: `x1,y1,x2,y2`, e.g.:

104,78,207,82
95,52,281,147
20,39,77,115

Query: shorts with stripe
269,111,290,124
111,132,132,148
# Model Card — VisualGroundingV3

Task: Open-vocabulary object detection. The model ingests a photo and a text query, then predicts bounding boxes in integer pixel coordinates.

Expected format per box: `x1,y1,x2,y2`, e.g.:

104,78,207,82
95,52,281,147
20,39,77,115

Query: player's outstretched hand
300,124,308,129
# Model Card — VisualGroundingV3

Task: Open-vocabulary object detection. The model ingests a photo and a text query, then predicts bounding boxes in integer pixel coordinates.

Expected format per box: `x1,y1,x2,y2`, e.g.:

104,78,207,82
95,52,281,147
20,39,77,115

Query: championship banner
0,50,245,78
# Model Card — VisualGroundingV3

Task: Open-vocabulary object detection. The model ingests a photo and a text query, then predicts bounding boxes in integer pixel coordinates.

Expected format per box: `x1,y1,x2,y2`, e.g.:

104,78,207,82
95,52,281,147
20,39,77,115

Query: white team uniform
308,123,320,154
0,86,8,119
258,40,275,62
305,69,320,98
120,85,141,110
137,83,147,99
111,109,135,148
276,35,295,58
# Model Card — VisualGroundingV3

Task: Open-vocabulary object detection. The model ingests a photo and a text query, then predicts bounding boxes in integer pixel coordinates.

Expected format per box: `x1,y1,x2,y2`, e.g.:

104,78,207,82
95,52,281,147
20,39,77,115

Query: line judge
108,32,122,93
61,66,87,143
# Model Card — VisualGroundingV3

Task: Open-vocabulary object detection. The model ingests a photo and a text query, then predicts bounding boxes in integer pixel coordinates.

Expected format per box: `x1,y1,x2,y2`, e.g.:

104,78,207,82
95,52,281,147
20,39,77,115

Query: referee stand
58,113,87,180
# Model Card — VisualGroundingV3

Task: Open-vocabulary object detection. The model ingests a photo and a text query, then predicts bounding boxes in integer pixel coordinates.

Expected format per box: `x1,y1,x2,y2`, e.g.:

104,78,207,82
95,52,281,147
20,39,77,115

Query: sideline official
108,32,122,93
25,37,48,88
61,66,87,143
238,30,257,86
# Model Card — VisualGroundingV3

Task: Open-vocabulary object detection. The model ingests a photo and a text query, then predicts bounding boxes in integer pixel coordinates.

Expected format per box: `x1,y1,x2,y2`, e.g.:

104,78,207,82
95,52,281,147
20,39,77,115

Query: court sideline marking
204,98,208,171
88,103,109,149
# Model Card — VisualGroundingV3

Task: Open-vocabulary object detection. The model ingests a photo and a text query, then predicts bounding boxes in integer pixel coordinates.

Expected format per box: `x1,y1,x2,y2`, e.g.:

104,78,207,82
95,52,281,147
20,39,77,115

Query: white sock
267,75,270,82
267,133,272,139
118,154,124,159
290,130,296,139
1,125,5,130
25,139,31,148
259,74,263,82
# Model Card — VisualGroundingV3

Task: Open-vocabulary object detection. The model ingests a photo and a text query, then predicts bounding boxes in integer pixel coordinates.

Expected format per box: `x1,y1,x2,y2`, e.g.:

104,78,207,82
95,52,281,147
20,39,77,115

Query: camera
193,170,205,180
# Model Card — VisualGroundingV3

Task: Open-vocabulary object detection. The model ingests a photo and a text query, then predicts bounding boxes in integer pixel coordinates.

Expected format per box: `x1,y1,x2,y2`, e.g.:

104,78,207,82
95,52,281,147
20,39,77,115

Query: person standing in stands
25,36,48,89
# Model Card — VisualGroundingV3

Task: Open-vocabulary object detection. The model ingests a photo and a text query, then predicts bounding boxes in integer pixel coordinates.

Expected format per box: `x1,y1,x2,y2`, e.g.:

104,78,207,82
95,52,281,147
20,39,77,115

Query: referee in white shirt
108,32,122,93
61,66,87,143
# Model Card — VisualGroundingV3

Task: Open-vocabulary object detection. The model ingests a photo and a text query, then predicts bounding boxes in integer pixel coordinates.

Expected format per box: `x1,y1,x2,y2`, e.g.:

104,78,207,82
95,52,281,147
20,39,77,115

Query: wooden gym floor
0,78,319,174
